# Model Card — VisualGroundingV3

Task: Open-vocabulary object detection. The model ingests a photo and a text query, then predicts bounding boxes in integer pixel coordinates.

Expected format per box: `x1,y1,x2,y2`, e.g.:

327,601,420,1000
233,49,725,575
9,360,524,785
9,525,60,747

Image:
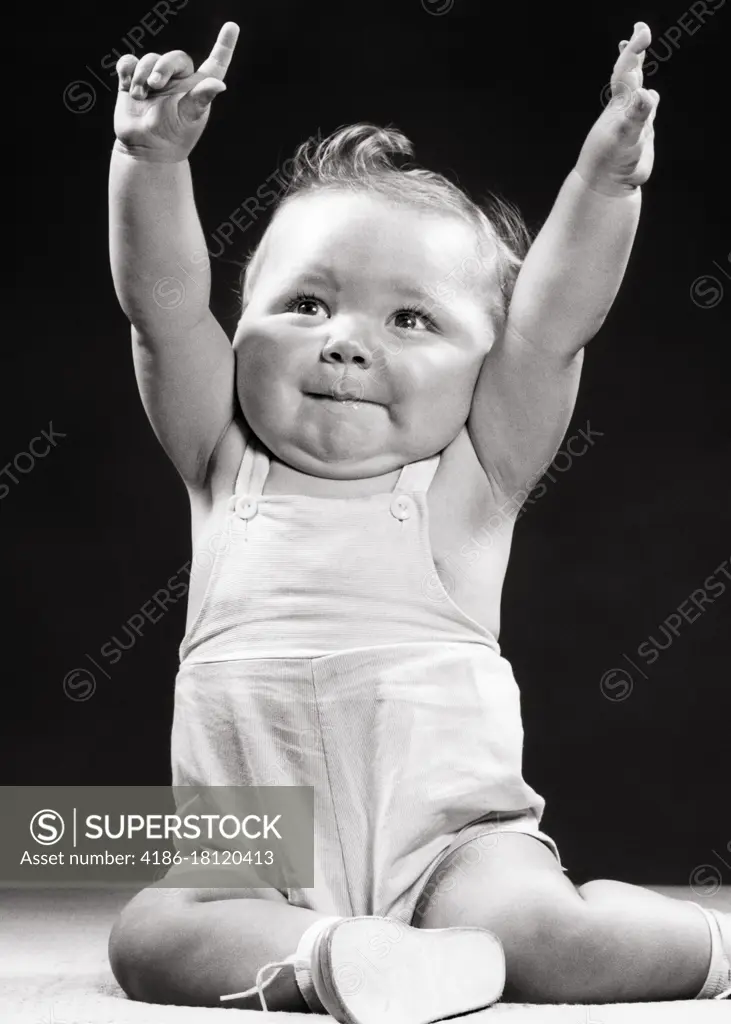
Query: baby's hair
239,123,534,328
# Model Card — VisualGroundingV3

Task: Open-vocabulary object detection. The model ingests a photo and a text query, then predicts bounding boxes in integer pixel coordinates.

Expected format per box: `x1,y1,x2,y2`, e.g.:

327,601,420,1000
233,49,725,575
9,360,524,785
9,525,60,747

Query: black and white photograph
2,0,730,1021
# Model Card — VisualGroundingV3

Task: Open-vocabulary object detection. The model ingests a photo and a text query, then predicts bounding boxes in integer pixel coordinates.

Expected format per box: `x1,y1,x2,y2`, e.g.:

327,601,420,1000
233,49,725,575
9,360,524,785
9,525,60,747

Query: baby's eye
284,293,329,317
392,307,436,331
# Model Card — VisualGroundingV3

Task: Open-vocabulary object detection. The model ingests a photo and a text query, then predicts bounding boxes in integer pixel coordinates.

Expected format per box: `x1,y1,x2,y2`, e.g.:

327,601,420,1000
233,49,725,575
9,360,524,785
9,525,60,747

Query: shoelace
219,957,296,1010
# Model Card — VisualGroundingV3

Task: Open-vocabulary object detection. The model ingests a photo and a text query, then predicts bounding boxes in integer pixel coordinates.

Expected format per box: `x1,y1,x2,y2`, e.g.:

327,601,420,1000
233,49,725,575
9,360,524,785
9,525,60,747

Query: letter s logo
30,809,65,845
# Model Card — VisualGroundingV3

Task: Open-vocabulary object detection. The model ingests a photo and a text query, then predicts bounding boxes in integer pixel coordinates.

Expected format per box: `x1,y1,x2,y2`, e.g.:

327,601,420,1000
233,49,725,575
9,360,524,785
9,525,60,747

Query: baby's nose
322,336,372,369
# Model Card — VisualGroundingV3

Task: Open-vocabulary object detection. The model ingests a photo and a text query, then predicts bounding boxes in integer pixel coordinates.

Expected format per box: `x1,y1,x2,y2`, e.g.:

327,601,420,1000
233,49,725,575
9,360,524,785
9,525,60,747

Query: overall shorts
168,429,565,924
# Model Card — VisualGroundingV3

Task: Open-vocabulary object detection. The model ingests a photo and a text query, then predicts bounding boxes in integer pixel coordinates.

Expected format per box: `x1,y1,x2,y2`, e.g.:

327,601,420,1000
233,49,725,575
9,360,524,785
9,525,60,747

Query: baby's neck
262,455,402,498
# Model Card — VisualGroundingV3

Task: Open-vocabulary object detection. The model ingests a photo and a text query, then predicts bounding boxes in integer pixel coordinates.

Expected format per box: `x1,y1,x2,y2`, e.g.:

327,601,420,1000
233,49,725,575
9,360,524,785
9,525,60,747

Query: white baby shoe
221,914,506,1023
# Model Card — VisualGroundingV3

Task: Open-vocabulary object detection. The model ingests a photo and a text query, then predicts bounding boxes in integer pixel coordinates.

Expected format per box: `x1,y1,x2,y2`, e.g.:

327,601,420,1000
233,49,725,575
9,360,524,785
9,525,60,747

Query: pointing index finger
197,22,240,80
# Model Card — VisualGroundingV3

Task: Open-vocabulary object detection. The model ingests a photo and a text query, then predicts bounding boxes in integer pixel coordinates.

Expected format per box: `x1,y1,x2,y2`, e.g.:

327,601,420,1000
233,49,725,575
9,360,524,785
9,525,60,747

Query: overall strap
393,452,441,494
234,435,270,497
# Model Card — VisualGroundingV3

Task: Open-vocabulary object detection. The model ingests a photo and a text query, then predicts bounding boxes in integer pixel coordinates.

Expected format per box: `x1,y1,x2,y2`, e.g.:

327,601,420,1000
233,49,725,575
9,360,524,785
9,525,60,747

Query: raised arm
468,23,659,497
109,23,241,491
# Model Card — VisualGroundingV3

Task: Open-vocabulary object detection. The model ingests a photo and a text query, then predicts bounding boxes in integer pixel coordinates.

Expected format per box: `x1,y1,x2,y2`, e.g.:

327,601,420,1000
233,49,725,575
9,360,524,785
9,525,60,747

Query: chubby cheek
407,385,472,449
237,329,290,385
397,355,477,439
234,328,308,417
235,355,290,439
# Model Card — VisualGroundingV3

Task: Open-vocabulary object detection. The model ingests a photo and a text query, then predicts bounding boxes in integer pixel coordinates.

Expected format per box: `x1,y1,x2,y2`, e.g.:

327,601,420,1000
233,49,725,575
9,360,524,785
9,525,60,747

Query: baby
106,19,731,1021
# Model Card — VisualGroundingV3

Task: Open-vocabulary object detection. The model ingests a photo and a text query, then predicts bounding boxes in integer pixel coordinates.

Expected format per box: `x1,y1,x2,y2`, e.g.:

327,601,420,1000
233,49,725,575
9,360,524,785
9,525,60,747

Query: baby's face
233,189,497,479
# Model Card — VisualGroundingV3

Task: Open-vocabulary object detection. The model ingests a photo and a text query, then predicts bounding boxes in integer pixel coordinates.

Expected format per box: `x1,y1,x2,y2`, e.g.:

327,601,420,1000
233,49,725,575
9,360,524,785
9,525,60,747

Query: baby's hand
114,22,239,163
574,22,659,197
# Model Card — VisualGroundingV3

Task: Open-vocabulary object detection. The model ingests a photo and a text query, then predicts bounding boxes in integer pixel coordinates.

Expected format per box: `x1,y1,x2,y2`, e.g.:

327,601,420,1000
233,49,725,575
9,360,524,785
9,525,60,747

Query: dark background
4,0,730,886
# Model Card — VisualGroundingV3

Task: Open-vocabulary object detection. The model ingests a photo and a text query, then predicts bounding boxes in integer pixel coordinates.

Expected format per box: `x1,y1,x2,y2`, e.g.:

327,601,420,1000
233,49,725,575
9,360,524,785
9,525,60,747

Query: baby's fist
575,23,660,197
113,22,239,163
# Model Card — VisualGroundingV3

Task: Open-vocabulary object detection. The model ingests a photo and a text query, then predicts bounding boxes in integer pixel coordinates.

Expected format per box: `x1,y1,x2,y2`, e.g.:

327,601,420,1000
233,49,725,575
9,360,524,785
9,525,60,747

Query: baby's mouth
307,392,379,407
307,375,378,405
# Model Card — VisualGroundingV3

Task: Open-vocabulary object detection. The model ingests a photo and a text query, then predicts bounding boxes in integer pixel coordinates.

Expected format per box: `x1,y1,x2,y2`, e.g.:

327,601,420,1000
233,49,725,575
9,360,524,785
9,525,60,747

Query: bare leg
108,885,332,1009
576,880,714,1001
414,832,715,1003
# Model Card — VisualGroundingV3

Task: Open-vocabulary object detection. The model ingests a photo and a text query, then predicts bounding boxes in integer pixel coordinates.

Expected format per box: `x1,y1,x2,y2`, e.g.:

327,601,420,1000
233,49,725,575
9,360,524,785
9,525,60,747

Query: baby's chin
247,400,420,478
241,383,468,476
272,408,398,474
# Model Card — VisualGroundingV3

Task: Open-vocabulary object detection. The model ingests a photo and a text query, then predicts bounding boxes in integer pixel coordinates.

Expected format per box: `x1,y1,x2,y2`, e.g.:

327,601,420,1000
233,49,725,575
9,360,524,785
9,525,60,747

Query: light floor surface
0,886,729,1023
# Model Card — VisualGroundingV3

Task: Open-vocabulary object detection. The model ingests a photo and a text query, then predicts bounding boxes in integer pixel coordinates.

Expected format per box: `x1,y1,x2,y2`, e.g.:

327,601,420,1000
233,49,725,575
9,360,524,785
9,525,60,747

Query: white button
390,494,411,520
235,497,258,520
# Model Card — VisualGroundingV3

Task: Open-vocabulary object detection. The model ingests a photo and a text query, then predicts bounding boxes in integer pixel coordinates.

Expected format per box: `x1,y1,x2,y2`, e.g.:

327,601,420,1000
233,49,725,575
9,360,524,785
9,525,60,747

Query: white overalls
169,428,565,923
